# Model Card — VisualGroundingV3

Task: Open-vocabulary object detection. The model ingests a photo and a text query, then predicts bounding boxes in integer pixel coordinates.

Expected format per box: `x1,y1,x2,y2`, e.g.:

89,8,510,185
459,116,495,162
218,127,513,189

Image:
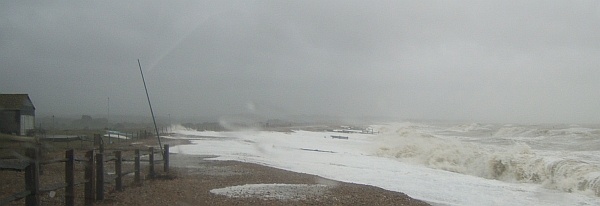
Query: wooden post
149,147,155,178
99,138,104,154
94,134,101,146
25,148,40,206
37,144,43,175
65,149,75,206
96,153,104,200
134,149,141,184
163,144,169,172
115,151,122,191
84,150,95,205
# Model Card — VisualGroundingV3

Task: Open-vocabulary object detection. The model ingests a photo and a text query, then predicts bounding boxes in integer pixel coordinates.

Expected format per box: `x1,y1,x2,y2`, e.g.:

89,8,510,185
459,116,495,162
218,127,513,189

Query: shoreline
0,135,431,205
95,152,431,205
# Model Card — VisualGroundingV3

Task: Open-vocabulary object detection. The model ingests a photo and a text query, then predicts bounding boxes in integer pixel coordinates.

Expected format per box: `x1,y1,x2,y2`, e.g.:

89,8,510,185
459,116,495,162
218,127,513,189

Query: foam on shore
210,184,330,200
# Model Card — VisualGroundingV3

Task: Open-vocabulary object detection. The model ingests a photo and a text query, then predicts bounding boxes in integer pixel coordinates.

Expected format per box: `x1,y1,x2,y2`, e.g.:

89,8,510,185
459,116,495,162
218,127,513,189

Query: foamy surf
373,123,600,197
172,122,600,205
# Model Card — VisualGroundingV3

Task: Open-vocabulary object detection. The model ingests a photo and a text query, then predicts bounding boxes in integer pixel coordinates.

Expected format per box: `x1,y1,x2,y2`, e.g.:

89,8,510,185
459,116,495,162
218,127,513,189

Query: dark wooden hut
0,94,36,136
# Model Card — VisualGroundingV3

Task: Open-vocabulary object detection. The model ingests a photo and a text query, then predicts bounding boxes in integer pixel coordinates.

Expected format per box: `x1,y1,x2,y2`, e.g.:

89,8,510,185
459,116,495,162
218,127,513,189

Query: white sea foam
373,123,600,197
170,122,600,205
210,184,330,200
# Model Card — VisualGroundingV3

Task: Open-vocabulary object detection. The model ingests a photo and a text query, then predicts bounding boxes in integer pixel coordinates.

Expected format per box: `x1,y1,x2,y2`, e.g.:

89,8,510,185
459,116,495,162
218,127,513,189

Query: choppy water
374,122,600,197
170,122,600,205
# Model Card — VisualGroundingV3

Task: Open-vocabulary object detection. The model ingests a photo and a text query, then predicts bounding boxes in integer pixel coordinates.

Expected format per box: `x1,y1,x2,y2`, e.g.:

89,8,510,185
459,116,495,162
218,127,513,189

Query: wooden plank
136,159,163,163
0,133,36,142
104,156,116,162
0,160,27,171
40,158,68,165
42,136,81,142
74,157,88,162
39,183,67,193
0,155,19,160
0,191,31,205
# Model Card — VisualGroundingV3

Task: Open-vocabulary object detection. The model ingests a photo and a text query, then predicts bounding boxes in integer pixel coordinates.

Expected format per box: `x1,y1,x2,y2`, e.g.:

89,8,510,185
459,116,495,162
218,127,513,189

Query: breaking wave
493,126,598,138
373,123,600,197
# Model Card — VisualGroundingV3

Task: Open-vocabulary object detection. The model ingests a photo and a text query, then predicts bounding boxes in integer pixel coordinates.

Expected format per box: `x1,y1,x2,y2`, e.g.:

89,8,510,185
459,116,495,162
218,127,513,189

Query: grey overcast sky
1,1,600,124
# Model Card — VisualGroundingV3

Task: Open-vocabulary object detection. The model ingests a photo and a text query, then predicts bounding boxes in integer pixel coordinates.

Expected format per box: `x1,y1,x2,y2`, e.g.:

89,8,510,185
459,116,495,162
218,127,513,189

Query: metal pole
107,97,109,130
138,59,163,154
52,115,55,141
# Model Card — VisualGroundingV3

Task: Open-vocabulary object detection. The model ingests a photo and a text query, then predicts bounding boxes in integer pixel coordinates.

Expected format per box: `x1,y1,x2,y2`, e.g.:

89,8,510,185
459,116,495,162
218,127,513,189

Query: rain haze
2,1,600,124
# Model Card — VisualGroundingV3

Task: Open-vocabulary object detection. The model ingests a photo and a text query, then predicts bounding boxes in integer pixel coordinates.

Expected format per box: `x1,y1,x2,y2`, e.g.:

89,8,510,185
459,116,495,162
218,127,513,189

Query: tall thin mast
138,59,163,153
107,97,109,129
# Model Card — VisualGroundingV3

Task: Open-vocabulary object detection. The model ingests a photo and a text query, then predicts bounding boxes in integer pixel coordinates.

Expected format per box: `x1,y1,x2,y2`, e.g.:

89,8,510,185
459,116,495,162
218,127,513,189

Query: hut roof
0,94,35,110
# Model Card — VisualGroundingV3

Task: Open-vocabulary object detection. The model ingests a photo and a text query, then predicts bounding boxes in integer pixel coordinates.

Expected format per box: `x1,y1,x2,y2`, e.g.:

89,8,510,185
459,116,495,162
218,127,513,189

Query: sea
168,122,600,206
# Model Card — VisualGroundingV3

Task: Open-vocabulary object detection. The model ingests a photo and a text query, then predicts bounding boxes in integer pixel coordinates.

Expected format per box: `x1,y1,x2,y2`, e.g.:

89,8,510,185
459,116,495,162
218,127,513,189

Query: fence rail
0,134,170,206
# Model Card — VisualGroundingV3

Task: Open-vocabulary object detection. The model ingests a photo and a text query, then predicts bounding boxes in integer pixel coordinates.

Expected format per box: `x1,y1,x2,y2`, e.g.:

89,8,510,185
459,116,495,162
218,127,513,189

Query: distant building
0,94,36,136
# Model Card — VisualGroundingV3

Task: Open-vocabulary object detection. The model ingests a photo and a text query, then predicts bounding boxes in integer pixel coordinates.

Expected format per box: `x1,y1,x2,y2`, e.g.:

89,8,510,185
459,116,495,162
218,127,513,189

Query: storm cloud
2,1,600,124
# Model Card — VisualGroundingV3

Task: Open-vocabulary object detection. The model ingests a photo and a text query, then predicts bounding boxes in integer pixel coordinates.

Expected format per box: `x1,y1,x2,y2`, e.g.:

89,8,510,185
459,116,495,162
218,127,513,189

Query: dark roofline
0,94,35,110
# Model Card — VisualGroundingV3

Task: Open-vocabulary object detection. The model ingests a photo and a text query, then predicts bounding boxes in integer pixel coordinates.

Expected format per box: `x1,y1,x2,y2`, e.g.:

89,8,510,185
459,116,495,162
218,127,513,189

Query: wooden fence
0,141,170,206
30,130,155,150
